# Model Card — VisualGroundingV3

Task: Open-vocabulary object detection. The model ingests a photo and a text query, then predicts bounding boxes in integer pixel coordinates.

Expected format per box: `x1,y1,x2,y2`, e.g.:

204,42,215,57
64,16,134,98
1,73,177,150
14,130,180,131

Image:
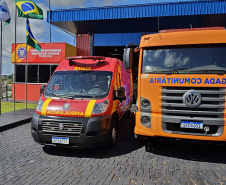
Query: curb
0,117,32,132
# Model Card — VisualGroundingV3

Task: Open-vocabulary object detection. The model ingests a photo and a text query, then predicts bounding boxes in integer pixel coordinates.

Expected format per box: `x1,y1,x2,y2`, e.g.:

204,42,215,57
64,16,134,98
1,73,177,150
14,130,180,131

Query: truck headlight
36,98,44,112
141,116,151,124
140,113,151,128
92,99,110,114
141,99,150,109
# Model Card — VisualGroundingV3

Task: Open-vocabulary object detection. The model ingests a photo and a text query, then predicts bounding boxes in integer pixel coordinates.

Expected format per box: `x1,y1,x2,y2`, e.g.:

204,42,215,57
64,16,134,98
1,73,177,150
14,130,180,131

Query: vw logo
58,123,64,130
183,90,202,108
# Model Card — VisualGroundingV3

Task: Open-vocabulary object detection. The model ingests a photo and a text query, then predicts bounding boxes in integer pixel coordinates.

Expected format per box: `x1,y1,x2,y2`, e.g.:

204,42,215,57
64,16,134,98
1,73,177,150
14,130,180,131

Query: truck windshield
44,71,112,99
142,45,226,74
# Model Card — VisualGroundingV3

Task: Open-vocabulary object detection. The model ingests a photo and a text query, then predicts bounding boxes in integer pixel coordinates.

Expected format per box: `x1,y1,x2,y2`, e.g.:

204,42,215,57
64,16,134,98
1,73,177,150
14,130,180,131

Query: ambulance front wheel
105,117,117,149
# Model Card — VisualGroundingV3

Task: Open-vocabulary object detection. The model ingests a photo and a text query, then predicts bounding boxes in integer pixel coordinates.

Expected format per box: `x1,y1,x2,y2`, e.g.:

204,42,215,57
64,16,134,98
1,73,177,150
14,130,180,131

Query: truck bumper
135,110,226,142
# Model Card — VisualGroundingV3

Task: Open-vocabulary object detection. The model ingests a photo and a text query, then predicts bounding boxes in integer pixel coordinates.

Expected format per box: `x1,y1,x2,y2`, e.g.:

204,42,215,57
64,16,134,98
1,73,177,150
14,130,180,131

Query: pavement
0,109,35,132
1,106,226,184
1,116,226,185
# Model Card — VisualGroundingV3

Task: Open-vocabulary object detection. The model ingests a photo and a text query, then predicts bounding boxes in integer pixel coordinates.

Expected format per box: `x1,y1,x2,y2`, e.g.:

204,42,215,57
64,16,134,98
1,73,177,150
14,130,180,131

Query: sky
1,0,201,75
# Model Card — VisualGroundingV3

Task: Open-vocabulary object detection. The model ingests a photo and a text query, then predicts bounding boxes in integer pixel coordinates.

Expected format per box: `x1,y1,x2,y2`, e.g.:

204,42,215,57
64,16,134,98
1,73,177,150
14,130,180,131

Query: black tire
124,103,132,119
138,138,148,145
105,117,117,149
124,107,131,119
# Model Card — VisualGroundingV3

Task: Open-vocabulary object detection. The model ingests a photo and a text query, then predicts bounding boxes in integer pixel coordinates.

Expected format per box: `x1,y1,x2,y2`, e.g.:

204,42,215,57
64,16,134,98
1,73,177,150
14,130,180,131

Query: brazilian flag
26,19,41,51
15,0,43,19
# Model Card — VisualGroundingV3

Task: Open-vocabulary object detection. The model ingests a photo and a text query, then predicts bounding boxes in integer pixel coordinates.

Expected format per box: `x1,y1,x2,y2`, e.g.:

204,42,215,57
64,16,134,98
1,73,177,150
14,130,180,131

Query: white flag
0,0,10,24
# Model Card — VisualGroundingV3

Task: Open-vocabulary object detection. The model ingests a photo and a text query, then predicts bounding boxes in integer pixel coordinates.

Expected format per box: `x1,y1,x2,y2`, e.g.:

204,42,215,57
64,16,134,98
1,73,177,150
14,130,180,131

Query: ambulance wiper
75,95,97,99
59,94,97,99
58,95,75,99
44,90,59,97
45,91,74,99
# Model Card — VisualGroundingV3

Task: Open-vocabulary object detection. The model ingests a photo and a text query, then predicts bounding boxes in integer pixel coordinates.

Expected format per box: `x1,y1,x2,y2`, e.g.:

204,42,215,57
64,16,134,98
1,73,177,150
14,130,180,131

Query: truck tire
105,116,117,149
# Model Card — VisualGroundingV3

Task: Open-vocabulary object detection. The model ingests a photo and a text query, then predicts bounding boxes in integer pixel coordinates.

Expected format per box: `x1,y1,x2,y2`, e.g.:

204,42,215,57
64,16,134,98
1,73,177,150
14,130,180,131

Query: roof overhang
48,1,226,35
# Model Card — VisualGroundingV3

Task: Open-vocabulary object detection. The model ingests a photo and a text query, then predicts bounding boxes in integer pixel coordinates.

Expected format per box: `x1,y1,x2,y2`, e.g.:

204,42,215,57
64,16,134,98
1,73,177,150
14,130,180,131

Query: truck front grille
42,121,83,136
161,87,225,136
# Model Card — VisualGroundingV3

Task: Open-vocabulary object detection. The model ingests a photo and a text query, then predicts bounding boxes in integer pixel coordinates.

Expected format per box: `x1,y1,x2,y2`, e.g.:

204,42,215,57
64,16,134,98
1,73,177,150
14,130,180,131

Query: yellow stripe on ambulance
85,100,96,117
41,99,52,115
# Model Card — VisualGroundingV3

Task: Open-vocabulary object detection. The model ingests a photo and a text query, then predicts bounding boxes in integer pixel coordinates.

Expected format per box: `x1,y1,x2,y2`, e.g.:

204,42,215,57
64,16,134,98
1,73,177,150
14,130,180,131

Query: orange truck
125,27,226,143
31,56,133,148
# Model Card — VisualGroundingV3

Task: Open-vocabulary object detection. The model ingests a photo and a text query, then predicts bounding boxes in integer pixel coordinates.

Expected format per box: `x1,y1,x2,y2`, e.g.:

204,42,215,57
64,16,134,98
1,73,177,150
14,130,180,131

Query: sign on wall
12,43,76,63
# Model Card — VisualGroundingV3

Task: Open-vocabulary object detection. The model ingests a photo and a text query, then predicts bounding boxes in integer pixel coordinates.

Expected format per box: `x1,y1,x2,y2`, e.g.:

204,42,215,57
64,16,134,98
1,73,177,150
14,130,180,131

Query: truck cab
133,27,226,143
31,56,133,148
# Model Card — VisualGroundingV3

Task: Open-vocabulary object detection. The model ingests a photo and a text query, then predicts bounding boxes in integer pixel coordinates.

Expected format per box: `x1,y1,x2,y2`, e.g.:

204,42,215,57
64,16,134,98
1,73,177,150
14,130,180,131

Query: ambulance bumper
31,113,112,148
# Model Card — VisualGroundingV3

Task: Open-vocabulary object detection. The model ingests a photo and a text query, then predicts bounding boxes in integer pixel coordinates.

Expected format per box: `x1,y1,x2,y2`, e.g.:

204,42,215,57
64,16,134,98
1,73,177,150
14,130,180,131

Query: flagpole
25,18,28,110
13,6,17,112
0,22,2,115
49,0,51,43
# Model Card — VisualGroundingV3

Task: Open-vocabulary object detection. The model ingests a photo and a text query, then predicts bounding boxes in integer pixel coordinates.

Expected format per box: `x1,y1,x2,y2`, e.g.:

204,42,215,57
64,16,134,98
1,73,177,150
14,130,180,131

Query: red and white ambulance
31,56,133,148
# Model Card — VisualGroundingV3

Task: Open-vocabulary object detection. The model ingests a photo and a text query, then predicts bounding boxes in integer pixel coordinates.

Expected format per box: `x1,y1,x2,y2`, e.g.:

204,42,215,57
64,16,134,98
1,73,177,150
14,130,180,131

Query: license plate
180,121,203,129
52,137,69,144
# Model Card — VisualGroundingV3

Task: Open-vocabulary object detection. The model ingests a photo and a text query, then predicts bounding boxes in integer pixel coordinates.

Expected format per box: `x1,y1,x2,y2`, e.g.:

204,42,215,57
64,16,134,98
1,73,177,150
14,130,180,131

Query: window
28,65,38,83
15,64,59,83
39,65,50,83
44,71,113,99
51,65,58,76
16,65,25,82
142,45,226,74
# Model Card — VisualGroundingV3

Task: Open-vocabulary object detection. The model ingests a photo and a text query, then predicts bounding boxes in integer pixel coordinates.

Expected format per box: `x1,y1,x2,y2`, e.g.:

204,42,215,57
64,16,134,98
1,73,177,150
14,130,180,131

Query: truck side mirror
123,48,133,70
40,85,46,96
116,86,126,101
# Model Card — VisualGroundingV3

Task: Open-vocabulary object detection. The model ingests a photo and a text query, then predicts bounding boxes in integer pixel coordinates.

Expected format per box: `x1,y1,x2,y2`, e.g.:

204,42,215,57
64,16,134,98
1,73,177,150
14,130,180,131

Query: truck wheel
105,117,117,149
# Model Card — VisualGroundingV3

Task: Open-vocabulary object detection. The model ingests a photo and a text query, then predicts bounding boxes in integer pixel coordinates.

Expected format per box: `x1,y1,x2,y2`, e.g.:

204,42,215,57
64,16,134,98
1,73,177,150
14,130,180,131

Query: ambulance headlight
92,99,110,114
36,98,44,112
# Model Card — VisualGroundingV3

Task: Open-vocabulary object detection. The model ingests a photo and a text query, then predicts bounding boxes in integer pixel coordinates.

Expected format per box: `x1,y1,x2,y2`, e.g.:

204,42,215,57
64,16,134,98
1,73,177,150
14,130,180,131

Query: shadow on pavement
43,114,144,158
145,138,226,164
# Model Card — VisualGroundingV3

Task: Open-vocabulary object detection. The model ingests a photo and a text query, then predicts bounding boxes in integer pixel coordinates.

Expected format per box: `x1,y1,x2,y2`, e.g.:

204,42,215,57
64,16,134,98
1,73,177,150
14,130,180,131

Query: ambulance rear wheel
105,117,117,149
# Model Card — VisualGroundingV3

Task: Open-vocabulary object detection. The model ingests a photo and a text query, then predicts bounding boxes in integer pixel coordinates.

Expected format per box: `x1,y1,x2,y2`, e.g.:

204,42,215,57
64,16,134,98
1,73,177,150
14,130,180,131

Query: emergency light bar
66,56,106,66
159,27,225,33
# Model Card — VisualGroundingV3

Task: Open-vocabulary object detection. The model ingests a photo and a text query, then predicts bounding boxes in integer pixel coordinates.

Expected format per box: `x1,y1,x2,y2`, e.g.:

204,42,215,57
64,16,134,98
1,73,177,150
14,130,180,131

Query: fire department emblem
58,123,64,130
63,103,70,110
17,47,26,59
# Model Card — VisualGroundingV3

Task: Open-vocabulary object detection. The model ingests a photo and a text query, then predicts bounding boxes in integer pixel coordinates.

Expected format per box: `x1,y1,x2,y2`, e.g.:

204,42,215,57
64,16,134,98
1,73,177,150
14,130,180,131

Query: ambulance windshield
44,71,112,99
142,45,226,74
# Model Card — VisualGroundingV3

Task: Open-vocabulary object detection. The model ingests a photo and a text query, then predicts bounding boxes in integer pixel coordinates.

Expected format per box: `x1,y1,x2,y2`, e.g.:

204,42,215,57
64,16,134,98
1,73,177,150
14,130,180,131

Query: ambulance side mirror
40,85,46,96
116,87,126,101
123,48,133,70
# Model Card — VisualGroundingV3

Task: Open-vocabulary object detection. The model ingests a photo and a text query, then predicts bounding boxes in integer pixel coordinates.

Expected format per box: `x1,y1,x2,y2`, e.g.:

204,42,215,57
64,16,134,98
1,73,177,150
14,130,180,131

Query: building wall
94,33,142,46
12,83,44,102
65,43,77,57
76,34,90,56
11,42,77,102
